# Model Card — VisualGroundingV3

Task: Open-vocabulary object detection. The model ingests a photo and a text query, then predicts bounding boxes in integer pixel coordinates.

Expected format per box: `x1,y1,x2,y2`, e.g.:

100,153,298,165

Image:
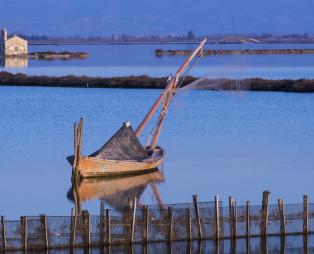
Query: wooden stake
186,208,192,241
229,197,236,239
21,216,28,250
100,202,105,245
280,235,286,254
192,195,202,240
82,210,90,247
73,123,78,171
70,207,77,247
303,195,308,234
261,191,270,237
143,206,149,243
277,199,286,236
303,234,308,254
233,200,237,238
106,209,111,245
246,201,250,238
168,207,173,241
1,216,6,251
40,214,49,249
229,197,234,238
130,197,137,243
215,195,220,240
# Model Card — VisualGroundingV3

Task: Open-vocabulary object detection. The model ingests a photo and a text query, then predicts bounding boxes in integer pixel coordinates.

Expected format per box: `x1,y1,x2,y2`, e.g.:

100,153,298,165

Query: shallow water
1,43,314,78
0,87,313,219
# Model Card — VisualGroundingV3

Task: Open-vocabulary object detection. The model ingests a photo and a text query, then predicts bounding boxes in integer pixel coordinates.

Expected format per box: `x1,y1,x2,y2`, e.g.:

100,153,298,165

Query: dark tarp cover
90,122,148,161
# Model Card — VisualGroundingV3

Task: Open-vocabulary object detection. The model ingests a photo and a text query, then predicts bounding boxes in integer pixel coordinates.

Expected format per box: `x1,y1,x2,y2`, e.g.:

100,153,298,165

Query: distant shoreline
155,48,314,56
28,41,314,46
1,72,314,92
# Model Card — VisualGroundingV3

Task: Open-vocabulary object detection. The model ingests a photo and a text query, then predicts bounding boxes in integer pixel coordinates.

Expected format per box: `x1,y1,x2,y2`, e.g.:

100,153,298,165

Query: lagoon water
1,43,314,78
0,85,314,219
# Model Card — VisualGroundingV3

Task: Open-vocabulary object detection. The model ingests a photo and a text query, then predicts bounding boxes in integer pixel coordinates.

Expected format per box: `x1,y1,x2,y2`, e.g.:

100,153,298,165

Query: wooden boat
69,38,207,178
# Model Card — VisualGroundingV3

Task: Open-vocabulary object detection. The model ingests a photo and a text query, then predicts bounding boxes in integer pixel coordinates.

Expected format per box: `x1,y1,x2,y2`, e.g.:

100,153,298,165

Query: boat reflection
0,56,28,68
67,169,165,211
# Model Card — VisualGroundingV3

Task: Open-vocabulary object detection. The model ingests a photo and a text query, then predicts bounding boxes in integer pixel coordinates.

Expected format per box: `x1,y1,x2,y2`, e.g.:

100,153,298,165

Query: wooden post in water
72,123,78,174
1,216,6,251
192,195,202,240
21,216,28,250
229,197,237,239
303,195,308,234
186,208,192,241
277,199,286,236
130,197,137,243
261,191,270,237
143,206,149,243
100,202,105,245
215,196,220,240
82,210,90,247
106,209,111,245
168,207,173,241
40,214,49,249
70,207,77,247
229,197,234,238
233,200,237,239
246,201,250,238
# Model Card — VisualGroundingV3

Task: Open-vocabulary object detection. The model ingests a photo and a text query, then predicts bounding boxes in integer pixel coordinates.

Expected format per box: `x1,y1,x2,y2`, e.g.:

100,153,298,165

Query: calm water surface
1,43,314,78
0,87,313,219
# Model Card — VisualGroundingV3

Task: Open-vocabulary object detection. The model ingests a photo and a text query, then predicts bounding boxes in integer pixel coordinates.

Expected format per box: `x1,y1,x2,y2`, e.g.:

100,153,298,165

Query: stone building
0,28,28,57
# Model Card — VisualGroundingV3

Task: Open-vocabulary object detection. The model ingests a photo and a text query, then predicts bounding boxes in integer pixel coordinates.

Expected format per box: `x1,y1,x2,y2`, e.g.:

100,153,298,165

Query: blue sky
0,0,313,36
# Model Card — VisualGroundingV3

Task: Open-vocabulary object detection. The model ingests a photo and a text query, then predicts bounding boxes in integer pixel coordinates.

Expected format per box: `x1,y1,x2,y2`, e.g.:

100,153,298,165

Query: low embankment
155,48,314,56
1,71,314,92
28,51,88,60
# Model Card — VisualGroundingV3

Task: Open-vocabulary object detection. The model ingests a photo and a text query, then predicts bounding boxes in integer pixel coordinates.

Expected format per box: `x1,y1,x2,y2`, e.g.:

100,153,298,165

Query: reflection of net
0,201,313,251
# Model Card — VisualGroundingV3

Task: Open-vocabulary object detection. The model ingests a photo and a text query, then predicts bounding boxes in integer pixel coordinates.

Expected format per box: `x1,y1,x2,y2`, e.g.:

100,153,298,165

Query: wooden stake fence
0,192,313,251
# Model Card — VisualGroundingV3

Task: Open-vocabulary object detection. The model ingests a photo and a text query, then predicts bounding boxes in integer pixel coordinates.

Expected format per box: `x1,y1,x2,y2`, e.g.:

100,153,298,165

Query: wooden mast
149,38,207,149
134,38,207,138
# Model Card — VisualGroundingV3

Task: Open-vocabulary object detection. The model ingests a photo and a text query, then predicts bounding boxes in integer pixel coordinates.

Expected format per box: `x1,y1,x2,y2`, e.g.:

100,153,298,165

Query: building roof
6,35,27,43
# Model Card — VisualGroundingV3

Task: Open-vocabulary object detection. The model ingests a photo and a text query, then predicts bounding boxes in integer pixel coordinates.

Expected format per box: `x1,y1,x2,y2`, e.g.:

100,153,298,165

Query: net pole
130,197,137,244
215,195,220,240
168,207,173,242
229,197,234,238
106,209,111,245
246,201,250,238
233,200,237,238
192,195,202,240
186,208,192,241
1,216,6,251
100,202,105,245
40,214,49,249
261,191,270,237
82,210,90,247
143,206,149,243
303,195,308,234
20,216,28,250
277,199,286,236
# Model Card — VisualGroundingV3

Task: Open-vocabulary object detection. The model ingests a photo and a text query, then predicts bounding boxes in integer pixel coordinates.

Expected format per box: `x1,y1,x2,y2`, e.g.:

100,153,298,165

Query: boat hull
75,147,164,178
